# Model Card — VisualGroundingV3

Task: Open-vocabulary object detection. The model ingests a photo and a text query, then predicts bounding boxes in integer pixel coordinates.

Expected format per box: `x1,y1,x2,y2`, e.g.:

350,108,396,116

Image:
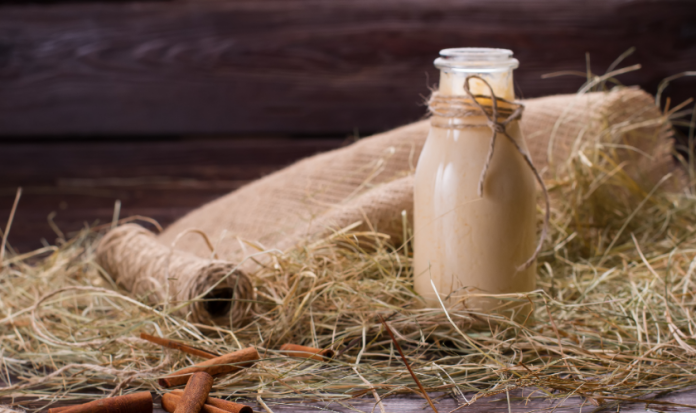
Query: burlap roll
96,87,677,325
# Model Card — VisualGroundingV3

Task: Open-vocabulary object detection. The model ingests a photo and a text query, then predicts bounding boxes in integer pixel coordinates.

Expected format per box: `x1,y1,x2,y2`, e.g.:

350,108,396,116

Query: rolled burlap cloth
96,87,677,325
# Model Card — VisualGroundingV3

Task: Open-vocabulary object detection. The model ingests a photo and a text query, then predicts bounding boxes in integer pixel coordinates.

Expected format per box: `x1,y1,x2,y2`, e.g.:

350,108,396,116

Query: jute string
428,75,550,271
96,224,254,325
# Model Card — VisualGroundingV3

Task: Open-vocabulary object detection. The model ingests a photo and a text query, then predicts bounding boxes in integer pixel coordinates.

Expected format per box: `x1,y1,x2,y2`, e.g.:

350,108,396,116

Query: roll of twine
96,224,254,325
427,75,550,271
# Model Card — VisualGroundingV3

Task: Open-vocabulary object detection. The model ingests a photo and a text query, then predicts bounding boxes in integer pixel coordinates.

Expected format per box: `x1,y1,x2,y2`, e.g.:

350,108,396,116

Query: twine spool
96,224,254,325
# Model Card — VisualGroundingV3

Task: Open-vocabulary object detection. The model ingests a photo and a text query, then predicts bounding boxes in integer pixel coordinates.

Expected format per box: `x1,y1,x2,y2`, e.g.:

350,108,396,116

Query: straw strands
2,84,696,412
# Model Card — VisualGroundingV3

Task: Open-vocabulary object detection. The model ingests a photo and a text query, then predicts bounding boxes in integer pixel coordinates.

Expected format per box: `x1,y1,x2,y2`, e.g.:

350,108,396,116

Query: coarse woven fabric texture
96,87,678,325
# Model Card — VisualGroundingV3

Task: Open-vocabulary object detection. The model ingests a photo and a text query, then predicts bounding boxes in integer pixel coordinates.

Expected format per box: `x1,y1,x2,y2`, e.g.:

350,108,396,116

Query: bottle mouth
435,48,519,73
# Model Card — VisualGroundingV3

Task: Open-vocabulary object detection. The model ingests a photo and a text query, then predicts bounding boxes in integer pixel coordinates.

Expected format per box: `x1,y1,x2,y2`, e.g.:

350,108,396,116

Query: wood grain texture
0,138,344,252
1,0,695,136
29,389,696,413
25,388,696,413
242,389,696,413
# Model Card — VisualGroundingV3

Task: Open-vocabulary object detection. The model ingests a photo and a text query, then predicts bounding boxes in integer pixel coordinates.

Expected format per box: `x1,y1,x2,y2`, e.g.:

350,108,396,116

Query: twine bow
428,75,550,271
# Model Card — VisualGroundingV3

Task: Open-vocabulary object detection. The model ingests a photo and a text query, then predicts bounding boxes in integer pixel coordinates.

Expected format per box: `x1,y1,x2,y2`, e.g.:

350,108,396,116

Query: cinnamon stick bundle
280,344,335,361
47,392,152,413
173,372,214,413
162,393,252,413
158,347,259,388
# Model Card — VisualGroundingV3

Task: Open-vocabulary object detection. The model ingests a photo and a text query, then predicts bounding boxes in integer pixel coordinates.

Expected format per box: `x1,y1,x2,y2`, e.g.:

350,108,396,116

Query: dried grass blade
0,187,22,270
379,315,439,413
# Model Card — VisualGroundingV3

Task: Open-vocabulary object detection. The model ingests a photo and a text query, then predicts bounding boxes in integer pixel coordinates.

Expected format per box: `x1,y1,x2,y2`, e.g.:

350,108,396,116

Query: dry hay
2,70,696,412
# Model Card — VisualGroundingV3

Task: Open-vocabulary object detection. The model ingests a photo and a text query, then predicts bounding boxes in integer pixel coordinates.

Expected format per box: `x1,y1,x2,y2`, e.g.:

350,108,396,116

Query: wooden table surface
28,388,696,413
218,389,696,412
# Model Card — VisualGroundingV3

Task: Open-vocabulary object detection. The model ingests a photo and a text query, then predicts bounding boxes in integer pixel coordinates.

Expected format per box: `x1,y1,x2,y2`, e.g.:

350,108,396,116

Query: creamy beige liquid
413,68,537,314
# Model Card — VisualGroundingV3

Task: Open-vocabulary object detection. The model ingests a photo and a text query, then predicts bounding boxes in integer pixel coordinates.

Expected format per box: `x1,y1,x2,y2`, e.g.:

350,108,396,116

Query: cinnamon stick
279,344,334,361
48,406,73,413
161,394,223,413
164,392,252,413
173,372,214,413
140,333,219,360
158,347,259,388
47,392,152,413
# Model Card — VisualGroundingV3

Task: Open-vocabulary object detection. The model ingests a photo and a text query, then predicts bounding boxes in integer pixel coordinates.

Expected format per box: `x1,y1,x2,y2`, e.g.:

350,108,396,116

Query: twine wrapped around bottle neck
427,75,550,271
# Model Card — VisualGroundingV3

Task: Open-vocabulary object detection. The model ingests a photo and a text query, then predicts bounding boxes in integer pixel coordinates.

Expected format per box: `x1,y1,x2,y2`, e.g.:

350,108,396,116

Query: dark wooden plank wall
1,0,695,136
1,0,695,252
0,138,345,250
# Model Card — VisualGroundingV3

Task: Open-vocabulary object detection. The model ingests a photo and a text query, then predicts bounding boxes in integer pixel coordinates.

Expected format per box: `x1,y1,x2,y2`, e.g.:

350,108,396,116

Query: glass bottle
413,48,537,315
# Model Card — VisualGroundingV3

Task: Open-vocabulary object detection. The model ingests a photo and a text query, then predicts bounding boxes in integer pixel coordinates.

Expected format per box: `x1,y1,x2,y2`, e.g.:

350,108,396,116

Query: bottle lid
435,48,519,73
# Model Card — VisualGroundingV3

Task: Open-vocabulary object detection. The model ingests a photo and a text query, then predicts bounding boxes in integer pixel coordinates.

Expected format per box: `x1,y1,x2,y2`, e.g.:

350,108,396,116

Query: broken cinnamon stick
173,372,214,413
161,394,223,413
279,344,335,361
140,332,219,359
47,392,152,413
170,390,251,413
158,347,260,388
164,392,252,413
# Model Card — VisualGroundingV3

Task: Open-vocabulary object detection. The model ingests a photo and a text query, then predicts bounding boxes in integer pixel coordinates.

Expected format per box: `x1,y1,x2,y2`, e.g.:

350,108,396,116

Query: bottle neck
434,48,518,100
437,69,516,101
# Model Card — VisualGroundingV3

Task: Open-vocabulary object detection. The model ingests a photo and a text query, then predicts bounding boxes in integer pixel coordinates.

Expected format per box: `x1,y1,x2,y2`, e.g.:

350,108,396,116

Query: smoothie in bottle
413,48,538,315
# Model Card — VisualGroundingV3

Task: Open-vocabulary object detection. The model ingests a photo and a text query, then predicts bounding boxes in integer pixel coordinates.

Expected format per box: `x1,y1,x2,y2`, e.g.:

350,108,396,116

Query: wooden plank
1,0,694,136
232,389,696,413
0,138,344,182
21,389,696,413
0,138,344,251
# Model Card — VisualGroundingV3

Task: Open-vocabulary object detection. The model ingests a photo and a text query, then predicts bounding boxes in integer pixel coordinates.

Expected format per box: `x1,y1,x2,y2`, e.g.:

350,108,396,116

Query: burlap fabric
96,87,677,324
